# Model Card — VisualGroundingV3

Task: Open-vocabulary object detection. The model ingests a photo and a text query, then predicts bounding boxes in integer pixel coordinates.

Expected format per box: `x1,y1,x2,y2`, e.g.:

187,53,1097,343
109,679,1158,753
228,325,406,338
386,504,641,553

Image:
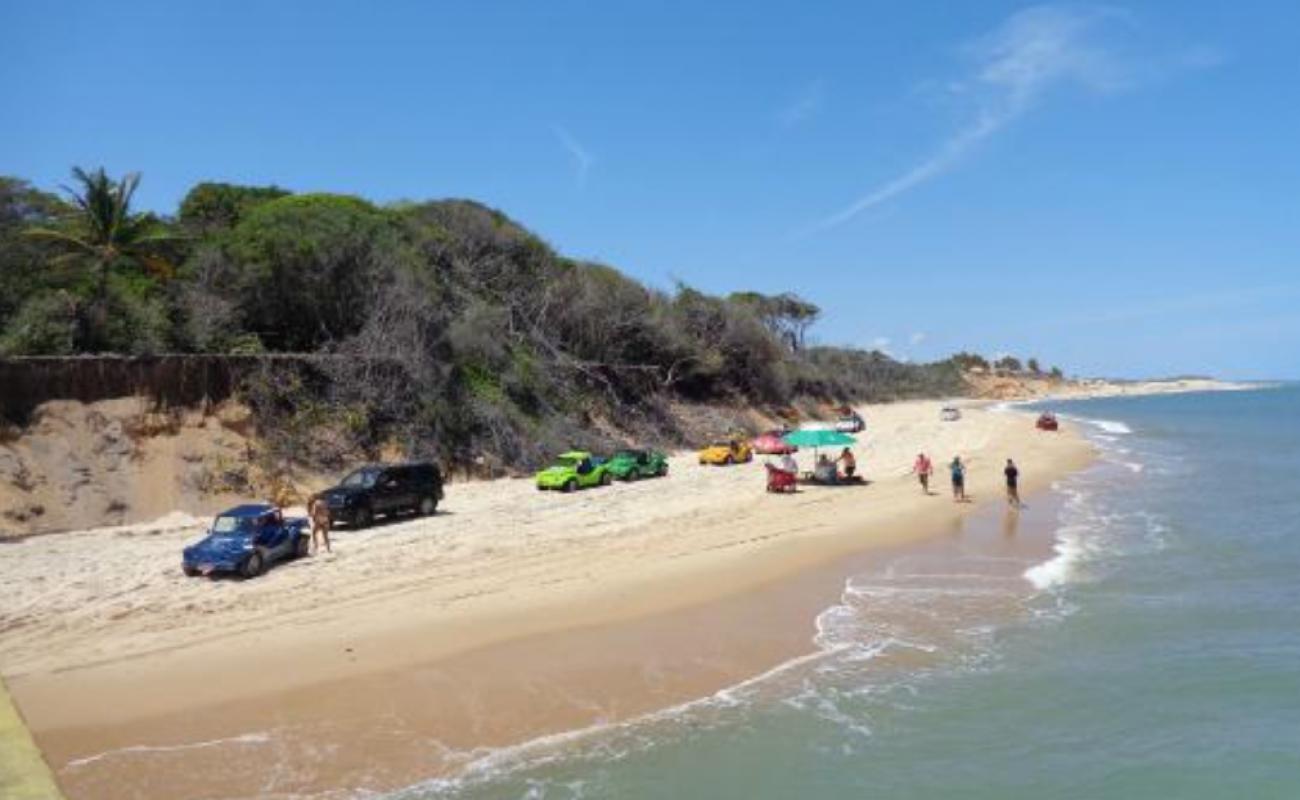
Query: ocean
396,385,1300,799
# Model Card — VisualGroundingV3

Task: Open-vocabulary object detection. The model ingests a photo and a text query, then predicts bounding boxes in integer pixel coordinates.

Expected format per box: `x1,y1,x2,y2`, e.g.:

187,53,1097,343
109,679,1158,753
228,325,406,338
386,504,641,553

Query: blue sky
4,1,1298,378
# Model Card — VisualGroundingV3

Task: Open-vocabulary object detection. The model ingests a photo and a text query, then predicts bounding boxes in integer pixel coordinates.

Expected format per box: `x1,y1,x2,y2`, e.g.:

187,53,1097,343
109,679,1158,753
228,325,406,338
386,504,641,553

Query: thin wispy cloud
552,125,594,188
778,79,825,129
809,4,1219,233
909,331,927,346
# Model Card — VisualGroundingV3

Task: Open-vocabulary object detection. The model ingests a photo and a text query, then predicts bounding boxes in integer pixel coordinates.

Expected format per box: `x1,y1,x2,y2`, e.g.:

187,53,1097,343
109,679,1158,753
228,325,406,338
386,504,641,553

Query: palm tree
26,167,177,346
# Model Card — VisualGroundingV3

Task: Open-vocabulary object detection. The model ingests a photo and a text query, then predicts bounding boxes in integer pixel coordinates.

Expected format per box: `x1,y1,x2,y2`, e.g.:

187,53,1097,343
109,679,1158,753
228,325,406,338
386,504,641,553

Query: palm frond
24,226,97,254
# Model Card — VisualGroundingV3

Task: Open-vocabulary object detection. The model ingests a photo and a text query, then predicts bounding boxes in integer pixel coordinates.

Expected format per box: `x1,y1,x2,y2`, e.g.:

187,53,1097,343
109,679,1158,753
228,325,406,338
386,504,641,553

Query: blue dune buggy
182,504,311,579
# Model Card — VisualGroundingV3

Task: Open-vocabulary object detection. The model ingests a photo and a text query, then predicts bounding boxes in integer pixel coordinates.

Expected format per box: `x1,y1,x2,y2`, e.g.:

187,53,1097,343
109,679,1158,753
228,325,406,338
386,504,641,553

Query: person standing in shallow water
1004,458,1021,508
950,456,967,502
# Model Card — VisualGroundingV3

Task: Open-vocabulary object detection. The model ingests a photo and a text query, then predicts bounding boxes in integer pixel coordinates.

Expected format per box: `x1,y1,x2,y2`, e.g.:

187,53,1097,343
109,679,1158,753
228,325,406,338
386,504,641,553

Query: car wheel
723,454,733,465
600,472,612,486
563,479,577,493
240,551,265,579
182,564,199,577
353,506,373,528
658,464,668,477
418,495,438,515
294,534,311,559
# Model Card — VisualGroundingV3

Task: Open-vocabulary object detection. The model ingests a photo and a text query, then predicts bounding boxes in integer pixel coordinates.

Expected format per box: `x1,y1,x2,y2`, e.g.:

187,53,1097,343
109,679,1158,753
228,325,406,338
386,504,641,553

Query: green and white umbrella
782,428,858,463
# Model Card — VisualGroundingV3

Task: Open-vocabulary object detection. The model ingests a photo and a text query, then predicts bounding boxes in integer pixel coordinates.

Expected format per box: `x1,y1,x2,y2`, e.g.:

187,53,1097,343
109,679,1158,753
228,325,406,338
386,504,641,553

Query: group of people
771,447,1020,503
911,453,1021,508
774,447,857,484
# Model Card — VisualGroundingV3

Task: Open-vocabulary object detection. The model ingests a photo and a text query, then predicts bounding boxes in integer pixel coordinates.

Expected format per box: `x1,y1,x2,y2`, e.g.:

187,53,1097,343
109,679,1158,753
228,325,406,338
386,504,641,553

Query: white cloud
778,79,825,129
909,331,927,346
552,125,594,188
810,4,1219,232
870,336,892,354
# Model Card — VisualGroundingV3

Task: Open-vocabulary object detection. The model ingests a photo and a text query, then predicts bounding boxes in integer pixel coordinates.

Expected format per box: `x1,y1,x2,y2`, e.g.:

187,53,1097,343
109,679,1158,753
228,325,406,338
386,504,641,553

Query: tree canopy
1,166,976,468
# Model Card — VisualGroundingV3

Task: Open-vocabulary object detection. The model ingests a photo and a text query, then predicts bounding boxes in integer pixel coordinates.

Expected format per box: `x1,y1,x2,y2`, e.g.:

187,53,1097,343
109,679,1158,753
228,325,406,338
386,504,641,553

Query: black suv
322,462,444,527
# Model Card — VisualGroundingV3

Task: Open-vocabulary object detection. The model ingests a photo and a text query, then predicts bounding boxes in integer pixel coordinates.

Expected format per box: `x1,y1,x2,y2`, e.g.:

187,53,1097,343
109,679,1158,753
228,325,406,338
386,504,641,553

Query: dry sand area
0,399,1095,797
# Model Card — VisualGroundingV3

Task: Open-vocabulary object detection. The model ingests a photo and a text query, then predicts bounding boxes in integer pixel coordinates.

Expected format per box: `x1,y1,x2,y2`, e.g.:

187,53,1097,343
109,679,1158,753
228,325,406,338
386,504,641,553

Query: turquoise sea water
404,386,1300,800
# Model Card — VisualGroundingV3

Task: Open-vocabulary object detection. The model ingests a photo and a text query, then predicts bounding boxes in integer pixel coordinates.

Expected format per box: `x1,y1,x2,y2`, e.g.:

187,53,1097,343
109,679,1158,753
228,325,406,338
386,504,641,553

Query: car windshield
554,456,582,468
614,450,639,460
341,468,382,488
212,515,255,534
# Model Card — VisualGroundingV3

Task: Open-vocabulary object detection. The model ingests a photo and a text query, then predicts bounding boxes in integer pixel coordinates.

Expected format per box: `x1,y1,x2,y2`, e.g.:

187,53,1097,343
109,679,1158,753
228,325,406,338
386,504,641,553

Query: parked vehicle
752,430,798,455
536,451,611,491
604,449,669,481
835,411,865,433
1036,412,1060,431
182,504,310,579
698,438,754,465
833,405,866,433
321,462,444,527
941,406,962,421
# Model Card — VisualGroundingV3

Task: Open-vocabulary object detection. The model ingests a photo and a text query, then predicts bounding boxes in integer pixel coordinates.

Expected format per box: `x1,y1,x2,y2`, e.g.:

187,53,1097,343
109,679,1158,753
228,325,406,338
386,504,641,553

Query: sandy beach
0,397,1102,797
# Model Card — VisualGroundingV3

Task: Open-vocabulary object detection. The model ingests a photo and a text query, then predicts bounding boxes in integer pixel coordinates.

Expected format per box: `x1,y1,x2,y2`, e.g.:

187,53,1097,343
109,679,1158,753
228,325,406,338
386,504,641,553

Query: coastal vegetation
0,168,1054,469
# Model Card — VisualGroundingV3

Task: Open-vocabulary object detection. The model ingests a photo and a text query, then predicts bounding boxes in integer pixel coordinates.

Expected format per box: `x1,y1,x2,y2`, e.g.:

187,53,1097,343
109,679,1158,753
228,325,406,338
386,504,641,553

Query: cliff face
0,392,840,537
0,398,295,537
963,371,1069,400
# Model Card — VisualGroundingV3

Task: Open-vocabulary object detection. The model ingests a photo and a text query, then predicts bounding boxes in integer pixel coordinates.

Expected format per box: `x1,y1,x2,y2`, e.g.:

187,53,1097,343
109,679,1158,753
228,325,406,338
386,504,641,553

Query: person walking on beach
950,456,967,502
912,453,933,494
1004,458,1021,508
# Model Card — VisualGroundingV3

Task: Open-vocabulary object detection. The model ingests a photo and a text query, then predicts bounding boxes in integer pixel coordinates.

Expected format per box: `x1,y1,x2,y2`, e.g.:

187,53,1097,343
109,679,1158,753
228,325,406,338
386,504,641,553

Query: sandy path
0,400,1091,733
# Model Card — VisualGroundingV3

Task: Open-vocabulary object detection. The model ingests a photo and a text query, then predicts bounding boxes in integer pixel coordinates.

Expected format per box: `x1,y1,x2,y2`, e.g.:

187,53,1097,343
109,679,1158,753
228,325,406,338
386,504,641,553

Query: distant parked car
835,412,865,433
698,438,754,465
182,504,310,579
1036,412,1060,431
752,430,798,455
321,462,444,527
536,451,611,491
604,449,669,481
941,406,962,421
832,405,866,433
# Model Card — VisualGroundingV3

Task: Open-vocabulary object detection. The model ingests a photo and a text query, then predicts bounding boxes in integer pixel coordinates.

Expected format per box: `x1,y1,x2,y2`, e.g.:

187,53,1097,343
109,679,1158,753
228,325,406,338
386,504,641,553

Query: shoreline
42,474,1080,800
1,398,1098,798
3,382,1261,797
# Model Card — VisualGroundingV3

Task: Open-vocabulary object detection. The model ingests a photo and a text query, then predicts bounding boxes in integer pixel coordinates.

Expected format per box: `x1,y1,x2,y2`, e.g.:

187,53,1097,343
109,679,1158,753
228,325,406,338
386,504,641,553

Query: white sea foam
1094,419,1133,434
1023,532,1085,590
62,731,272,769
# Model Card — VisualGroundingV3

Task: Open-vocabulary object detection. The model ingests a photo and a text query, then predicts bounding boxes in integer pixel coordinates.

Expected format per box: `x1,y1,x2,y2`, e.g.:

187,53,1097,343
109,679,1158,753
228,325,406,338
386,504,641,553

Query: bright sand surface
0,399,1095,797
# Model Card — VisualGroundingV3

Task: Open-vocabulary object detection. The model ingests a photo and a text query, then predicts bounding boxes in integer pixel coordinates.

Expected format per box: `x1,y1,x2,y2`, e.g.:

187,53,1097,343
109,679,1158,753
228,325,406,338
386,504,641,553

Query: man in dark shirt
1004,458,1021,508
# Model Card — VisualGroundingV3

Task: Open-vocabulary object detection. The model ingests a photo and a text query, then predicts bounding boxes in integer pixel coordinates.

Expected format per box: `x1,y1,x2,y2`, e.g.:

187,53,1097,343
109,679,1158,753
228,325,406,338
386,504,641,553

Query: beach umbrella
782,428,857,462
782,428,857,449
